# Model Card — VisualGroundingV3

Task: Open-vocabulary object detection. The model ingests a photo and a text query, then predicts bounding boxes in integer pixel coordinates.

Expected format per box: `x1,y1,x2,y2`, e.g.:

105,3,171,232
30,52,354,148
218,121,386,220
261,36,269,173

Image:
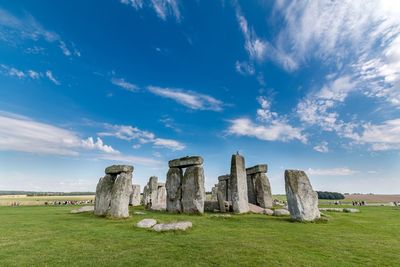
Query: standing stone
254,173,273,208
166,167,183,213
217,190,227,213
218,175,231,201
109,172,132,218
142,185,150,206
285,170,320,221
247,174,257,205
94,174,114,216
211,185,218,201
182,165,205,214
149,176,158,207
129,184,141,206
230,154,249,213
153,183,166,210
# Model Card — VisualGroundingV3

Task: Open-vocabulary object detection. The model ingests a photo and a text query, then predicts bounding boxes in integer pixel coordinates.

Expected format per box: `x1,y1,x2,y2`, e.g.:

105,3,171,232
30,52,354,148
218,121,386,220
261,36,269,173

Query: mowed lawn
1,205,399,266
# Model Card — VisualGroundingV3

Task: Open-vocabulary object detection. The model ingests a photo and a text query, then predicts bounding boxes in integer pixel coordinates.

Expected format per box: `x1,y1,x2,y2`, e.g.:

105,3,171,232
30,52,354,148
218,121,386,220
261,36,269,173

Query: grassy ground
1,205,399,266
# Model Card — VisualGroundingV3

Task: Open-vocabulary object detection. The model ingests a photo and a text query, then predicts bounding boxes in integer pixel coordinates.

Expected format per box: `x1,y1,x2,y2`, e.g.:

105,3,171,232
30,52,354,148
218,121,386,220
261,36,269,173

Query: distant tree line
0,191,95,196
316,191,345,200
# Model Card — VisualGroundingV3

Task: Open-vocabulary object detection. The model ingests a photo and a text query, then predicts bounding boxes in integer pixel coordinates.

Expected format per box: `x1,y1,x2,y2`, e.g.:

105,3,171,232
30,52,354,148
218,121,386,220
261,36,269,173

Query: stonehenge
166,156,205,214
94,165,133,218
143,176,166,210
129,184,141,206
285,170,320,221
246,164,273,208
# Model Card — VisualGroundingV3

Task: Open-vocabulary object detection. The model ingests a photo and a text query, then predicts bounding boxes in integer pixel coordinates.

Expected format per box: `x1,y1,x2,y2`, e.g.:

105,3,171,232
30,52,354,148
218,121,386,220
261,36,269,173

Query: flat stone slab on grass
248,203,265,214
263,208,274,216
246,164,268,175
134,211,146,215
168,156,203,168
319,208,344,212
70,206,94,213
136,219,157,228
343,208,360,213
153,221,192,232
273,209,290,216
210,214,232,218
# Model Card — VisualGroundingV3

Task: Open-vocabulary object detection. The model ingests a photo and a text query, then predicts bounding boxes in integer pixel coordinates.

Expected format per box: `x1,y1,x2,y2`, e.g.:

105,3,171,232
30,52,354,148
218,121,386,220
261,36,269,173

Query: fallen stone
166,167,182,213
134,211,146,215
94,174,114,216
246,164,268,175
152,221,192,232
168,156,203,168
285,170,320,222
105,165,133,174
273,209,290,216
263,208,274,216
210,214,232,218
181,165,205,214
319,208,344,212
343,208,360,213
248,203,265,214
71,206,94,214
109,172,132,218
136,219,157,228
230,154,249,213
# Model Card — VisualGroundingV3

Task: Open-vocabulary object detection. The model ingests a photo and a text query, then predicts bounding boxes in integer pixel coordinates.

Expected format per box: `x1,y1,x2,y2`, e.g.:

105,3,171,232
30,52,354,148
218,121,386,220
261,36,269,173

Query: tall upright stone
166,156,205,214
182,165,205,214
246,164,273,208
129,184,141,206
94,165,133,218
143,176,166,210
153,183,167,210
109,172,132,218
285,170,320,221
166,167,183,213
230,154,249,213
211,185,218,201
94,174,114,216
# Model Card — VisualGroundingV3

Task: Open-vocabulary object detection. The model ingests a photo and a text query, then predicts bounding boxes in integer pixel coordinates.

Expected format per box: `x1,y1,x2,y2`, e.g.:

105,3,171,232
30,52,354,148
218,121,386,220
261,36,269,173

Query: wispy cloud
0,64,60,85
111,77,138,92
45,70,60,85
0,111,116,156
120,0,181,21
307,167,359,176
98,123,185,151
228,96,307,143
313,141,329,153
148,86,223,111
0,8,80,57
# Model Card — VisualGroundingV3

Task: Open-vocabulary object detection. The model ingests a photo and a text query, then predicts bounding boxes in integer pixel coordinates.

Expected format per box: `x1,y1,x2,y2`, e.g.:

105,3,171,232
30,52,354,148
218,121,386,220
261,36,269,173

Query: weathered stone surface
71,206,94,214
136,219,157,228
273,209,290,216
129,184,141,206
218,174,230,181
319,208,344,212
152,221,192,232
230,154,249,213
142,185,150,206
217,190,226,213
109,172,132,218
210,214,232,218
246,164,268,175
182,166,205,214
248,203,265,214
105,165,133,174
254,173,273,208
134,211,146,215
263,208,274,215
285,170,320,221
168,156,203,168
152,183,166,211
94,174,114,216
204,201,219,212
149,176,158,207
166,167,182,213
211,185,218,201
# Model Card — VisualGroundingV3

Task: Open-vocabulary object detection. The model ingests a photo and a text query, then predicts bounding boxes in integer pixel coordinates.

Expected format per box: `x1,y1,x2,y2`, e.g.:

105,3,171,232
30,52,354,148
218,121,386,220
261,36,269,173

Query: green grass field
1,205,399,266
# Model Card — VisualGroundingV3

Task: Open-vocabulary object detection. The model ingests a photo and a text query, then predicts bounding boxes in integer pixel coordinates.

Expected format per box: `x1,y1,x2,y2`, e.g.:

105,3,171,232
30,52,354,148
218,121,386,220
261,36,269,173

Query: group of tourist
352,201,367,206
44,200,93,206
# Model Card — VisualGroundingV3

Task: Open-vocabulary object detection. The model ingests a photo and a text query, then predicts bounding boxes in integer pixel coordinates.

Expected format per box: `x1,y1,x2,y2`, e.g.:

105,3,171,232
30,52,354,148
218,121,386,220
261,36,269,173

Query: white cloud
235,61,255,76
0,64,25,79
0,8,79,57
0,112,116,156
313,141,329,153
120,0,181,21
27,70,40,79
98,153,161,166
111,77,138,92
45,70,60,85
148,86,223,111
307,167,359,176
99,123,185,151
228,96,307,143
356,119,400,151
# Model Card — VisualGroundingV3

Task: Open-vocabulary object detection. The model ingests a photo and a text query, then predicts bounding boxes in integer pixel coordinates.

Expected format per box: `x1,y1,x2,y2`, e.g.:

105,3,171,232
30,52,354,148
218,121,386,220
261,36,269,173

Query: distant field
0,195,94,206
0,205,399,266
345,194,400,203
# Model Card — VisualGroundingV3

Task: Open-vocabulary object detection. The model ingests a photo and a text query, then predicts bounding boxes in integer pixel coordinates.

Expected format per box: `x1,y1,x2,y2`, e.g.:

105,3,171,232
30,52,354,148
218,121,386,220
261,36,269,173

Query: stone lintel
246,164,268,175
168,156,203,168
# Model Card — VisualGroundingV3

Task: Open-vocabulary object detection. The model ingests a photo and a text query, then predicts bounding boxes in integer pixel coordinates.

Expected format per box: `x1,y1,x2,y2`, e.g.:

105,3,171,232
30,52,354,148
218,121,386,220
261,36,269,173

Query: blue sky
1,0,400,193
